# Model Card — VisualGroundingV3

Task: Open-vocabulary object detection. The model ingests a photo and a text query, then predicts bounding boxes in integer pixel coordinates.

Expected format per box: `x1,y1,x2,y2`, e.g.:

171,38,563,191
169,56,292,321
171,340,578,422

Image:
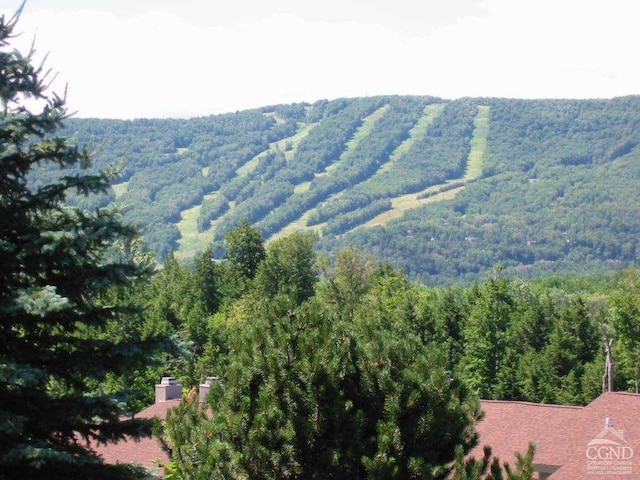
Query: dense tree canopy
53,93,640,284
0,11,159,479
7,4,640,480
163,294,482,480
136,222,640,479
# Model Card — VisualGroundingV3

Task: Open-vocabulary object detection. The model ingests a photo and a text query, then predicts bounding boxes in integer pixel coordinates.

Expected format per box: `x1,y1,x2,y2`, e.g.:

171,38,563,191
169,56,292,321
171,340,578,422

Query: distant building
95,380,640,480
473,392,640,480
95,377,183,478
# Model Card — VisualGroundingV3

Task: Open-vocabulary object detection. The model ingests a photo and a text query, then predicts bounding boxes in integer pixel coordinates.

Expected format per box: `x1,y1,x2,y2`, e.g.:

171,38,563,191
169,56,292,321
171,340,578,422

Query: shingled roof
472,392,640,480
472,399,581,477
95,399,179,478
96,382,640,480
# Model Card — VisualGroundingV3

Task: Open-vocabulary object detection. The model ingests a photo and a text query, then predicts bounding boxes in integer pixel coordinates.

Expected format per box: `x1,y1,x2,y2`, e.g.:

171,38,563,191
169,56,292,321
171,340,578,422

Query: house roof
97,391,640,479
553,392,640,479
94,399,180,478
473,392,640,480
473,399,582,471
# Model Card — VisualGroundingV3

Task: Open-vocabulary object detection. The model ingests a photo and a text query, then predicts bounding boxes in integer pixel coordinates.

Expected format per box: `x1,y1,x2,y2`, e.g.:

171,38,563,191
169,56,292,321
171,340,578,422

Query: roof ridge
480,399,583,409
600,391,640,397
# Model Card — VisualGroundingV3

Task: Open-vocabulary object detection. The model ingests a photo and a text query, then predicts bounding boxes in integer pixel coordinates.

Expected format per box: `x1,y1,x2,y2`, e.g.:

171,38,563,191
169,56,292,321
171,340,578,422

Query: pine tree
460,277,513,398
163,289,481,479
0,9,157,479
450,443,535,480
218,219,266,301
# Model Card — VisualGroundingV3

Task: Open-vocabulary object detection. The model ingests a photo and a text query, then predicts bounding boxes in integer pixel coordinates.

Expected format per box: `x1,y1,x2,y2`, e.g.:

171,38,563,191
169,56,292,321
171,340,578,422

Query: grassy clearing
364,185,465,228
325,105,389,174
465,105,489,180
271,211,324,241
294,181,311,194
377,103,446,174
281,123,315,161
362,105,489,229
238,121,318,178
175,193,217,259
263,111,286,124
236,157,260,177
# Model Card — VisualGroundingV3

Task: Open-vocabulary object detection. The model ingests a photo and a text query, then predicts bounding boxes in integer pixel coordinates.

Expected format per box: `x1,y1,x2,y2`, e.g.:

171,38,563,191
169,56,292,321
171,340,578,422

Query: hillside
55,95,640,284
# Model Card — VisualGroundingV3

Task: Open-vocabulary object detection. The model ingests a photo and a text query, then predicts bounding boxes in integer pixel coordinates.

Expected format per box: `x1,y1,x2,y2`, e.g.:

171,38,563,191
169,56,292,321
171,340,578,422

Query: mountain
51,95,640,285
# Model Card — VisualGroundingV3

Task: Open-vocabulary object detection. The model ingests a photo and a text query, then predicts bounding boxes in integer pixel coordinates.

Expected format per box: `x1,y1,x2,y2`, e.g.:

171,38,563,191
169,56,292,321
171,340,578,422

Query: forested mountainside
48,95,640,284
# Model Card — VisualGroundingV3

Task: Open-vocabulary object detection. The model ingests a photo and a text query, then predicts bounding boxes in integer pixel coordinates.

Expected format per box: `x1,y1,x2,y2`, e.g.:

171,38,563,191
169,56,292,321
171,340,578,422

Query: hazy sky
3,0,639,118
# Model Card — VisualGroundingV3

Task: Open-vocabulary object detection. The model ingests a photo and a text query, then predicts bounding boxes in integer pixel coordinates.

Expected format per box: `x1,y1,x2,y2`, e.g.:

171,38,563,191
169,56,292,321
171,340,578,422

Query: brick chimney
155,376,182,402
199,376,219,402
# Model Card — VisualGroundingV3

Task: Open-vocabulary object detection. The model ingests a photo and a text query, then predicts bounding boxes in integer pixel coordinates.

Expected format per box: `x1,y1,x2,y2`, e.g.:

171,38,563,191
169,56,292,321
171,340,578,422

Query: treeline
46,95,640,284
104,222,640,477
308,99,478,231
56,105,306,257
123,223,640,409
209,96,390,240
328,96,640,284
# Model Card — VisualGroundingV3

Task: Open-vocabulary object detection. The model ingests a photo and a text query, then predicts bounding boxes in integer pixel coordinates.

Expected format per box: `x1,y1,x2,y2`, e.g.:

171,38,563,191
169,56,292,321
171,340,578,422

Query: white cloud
2,0,639,118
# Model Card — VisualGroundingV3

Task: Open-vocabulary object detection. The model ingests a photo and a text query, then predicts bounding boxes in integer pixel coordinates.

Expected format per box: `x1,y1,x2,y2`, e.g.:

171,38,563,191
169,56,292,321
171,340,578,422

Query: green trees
608,269,640,391
254,232,318,305
451,443,535,480
34,92,640,283
218,218,266,300
460,277,512,398
222,218,265,278
154,231,640,478
163,292,481,480
0,11,157,479
159,244,485,479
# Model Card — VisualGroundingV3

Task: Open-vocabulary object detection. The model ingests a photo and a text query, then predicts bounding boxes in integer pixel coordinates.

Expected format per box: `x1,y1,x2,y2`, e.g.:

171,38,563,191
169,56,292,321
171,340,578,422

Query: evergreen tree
219,219,266,301
163,292,481,480
223,218,266,281
451,443,535,480
194,245,221,315
0,10,157,479
609,269,640,391
460,277,513,398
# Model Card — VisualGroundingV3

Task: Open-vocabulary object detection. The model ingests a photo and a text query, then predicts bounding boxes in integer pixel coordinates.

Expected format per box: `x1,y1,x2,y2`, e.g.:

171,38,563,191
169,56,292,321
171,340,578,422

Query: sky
2,0,640,119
